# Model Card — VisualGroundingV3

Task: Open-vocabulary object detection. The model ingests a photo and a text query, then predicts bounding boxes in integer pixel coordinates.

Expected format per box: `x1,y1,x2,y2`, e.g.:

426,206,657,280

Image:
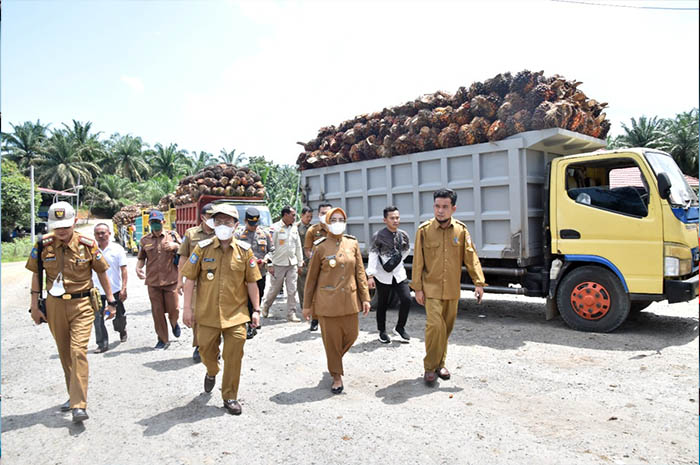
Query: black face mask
150,221,163,232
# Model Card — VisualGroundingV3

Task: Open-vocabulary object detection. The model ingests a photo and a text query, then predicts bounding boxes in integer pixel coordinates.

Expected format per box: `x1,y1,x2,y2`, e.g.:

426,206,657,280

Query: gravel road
1,250,698,465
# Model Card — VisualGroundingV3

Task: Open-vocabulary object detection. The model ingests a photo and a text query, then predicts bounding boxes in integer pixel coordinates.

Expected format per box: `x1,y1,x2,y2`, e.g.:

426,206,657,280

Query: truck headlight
664,243,692,277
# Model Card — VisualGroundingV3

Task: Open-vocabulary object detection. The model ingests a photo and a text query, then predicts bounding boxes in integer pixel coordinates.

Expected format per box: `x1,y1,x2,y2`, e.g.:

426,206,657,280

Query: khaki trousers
297,271,307,308
46,295,94,409
319,313,359,377
147,284,179,343
424,298,458,371
197,324,246,400
261,265,298,315
191,287,198,347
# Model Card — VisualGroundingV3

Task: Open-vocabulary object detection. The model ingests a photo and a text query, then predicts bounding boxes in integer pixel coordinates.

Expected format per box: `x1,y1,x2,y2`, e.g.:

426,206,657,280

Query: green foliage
186,150,216,174
135,175,180,205
219,148,246,165
1,159,41,233
83,174,138,216
36,131,100,190
247,155,300,220
1,120,48,173
1,236,34,263
103,134,150,182
146,143,190,179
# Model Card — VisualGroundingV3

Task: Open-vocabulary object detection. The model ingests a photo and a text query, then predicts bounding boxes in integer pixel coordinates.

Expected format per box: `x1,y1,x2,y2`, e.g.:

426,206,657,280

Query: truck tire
556,266,630,333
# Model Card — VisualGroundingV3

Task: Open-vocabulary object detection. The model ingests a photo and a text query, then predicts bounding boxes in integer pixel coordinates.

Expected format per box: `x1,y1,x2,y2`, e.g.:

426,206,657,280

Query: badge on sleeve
96,252,103,261
249,258,256,268
454,236,459,244
30,247,38,259
189,252,199,264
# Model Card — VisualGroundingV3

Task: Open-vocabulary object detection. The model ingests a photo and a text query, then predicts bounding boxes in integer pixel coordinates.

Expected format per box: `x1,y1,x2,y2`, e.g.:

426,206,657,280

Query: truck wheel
556,266,630,332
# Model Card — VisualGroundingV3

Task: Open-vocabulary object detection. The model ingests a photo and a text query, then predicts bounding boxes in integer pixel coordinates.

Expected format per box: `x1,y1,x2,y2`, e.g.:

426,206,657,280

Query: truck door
552,154,663,294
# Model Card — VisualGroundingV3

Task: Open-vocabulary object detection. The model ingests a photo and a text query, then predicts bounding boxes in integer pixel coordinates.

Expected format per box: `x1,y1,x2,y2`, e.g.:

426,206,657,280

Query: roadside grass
1,237,34,263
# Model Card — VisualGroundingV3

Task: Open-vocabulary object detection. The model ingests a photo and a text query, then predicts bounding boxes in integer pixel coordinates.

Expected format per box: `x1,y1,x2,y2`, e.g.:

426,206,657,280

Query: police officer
182,204,261,415
234,206,274,339
295,207,313,313
411,188,486,385
26,201,116,423
302,207,371,394
303,203,332,331
177,203,216,362
136,210,181,349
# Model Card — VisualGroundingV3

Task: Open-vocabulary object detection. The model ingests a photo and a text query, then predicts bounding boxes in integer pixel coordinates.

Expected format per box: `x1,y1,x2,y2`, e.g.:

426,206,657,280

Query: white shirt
92,241,128,296
366,248,410,285
268,220,303,267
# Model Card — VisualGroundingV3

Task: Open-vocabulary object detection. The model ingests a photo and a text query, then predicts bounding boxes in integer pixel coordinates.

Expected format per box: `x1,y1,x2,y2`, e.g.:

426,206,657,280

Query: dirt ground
1,247,698,465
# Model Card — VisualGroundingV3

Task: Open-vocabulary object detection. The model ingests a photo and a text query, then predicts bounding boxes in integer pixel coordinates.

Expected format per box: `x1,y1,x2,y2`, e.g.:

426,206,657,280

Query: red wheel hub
570,281,611,320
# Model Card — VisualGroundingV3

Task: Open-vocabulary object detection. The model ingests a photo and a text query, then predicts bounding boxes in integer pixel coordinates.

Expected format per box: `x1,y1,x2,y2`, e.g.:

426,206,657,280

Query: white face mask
328,222,346,236
318,215,327,225
215,225,234,241
205,218,215,229
49,272,65,297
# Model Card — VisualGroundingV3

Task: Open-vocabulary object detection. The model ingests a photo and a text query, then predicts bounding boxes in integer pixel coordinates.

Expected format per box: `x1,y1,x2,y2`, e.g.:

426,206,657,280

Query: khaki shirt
304,235,370,318
26,232,109,293
138,231,180,287
178,225,214,259
181,238,262,329
410,218,486,300
268,220,303,266
304,223,328,251
234,225,274,276
296,220,312,269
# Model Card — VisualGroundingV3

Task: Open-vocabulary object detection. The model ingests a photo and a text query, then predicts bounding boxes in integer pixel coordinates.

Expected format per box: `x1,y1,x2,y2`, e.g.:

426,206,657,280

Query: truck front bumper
665,274,699,303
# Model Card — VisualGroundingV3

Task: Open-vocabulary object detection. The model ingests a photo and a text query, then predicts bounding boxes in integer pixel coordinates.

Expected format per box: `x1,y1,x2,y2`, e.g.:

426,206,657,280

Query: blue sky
2,0,698,165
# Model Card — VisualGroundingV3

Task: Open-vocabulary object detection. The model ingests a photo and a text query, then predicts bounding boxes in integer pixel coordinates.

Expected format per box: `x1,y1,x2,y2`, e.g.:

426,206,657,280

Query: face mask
215,225,234,241
49,272,65,297
150,222,163,232
205,218,215,229
329,222,346,236
319,214,327,225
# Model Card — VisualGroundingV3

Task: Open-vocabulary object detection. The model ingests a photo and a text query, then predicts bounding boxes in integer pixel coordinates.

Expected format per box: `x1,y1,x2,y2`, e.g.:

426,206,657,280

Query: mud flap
545,297,558,320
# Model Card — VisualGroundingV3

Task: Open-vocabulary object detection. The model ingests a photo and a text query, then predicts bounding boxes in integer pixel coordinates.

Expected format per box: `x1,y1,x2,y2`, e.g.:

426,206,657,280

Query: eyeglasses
214,218,237,227
329,218,346,224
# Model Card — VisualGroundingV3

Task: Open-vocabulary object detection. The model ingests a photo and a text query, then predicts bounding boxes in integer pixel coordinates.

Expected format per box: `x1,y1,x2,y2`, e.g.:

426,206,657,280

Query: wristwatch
107,301,117,307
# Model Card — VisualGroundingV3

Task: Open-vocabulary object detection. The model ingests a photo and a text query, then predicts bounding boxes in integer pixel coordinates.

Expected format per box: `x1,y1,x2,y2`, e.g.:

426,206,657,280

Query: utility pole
31,165,36,245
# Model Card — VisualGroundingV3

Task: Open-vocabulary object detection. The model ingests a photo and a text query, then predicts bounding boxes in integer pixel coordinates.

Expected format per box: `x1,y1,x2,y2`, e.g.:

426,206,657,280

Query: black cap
245,207,260,225
201,203,215,215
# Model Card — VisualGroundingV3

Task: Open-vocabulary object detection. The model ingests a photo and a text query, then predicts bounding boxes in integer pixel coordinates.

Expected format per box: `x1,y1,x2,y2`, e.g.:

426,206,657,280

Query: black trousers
247,275,267,317
375,278,411,332
94,291,127,347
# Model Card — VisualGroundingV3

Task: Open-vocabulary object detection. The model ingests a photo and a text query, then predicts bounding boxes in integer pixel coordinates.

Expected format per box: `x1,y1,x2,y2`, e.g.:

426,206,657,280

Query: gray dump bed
300,128,604,264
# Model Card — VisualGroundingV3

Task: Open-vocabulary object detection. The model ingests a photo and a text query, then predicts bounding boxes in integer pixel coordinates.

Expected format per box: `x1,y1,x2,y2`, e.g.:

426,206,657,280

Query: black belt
49,291,92,300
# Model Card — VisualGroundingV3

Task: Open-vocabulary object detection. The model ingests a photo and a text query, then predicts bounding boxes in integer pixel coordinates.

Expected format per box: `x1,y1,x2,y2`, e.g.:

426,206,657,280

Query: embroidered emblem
189,253,199,264
95,253,103,261
55,209,65,218
249,258,256,268
31,247,38,259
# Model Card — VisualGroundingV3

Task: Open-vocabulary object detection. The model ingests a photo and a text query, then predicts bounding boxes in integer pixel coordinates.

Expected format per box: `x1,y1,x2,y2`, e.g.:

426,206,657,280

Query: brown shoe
437,367,451,380
424,370,437,384
204,374,215,393
223,399,242,415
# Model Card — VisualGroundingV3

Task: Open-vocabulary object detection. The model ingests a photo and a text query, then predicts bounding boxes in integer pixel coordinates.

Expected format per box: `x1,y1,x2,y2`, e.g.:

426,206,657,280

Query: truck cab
549,148,699,331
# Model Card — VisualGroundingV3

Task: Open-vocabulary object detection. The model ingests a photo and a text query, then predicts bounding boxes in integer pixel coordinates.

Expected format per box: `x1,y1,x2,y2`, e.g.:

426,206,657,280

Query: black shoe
393,327,411,342
154,340,166,350
204,374,216,393
60,400,71,412
120,331,128,342
72,408,89,423
223,399,242,415
172,324,181,338
331,384,344,394
310,320,319,331
246,324,257,340
193,347,201,363
378,331,391,344
94,345,108,354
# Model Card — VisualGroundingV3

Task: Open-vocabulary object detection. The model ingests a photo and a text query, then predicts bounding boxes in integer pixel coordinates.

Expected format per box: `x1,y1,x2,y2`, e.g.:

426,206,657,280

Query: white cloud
120,75,145,94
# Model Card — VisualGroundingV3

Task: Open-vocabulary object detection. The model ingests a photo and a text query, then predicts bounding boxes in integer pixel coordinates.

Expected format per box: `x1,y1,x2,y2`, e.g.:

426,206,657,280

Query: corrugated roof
609,167,699,188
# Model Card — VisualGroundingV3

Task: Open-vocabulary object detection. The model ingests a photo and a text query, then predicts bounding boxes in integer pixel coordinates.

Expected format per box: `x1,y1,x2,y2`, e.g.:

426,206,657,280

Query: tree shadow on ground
102,346,157,358
136,393,223,436
349,338,408,354
269,373,335,405
375,377,463,405
275,328,321,344
142,357,194,372
2,403,87,436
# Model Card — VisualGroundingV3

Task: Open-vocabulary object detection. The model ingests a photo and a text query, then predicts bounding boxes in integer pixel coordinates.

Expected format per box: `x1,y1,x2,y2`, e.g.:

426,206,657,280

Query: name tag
203,258,215,262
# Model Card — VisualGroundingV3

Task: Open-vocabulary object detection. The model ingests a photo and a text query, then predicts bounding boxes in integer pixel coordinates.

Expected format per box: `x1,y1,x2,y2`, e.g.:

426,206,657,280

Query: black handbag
379,249,402,273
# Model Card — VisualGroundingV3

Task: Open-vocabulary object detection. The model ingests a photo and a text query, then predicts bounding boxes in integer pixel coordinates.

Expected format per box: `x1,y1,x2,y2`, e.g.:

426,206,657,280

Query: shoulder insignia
237,240,251,251
198,238,214,248
418,220,432,229
454,219,466,228
343,234,357,240
41,235,54,246
79,235,96,248
313,237,327,246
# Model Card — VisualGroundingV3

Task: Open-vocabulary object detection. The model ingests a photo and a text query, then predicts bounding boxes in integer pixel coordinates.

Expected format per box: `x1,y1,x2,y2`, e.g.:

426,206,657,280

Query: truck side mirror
657,172,672,200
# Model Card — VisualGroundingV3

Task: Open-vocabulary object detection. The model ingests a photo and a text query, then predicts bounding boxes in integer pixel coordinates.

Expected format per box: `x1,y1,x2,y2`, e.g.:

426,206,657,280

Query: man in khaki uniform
177,203,215,362
182,204,262,415
303,203,332,331
136,210,181,349
411,188,486,385
27,201,117,423
295,206,313,308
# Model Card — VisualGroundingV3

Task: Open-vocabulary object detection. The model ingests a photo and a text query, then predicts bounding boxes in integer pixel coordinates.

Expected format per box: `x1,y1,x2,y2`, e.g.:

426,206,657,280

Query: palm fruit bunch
297,70,609,170
166,163,266,206
112,203,152,229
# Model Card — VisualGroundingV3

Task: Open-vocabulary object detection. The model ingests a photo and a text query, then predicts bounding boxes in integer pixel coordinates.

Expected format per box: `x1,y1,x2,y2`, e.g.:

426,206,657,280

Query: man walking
136,210,181,349
91,223,129,353
303,203,332,331
234,206,274,339
26,201,117,423
261,206,304,322
177,203,215,363
411,189,486,385
182,204,262,415
295,206,313,311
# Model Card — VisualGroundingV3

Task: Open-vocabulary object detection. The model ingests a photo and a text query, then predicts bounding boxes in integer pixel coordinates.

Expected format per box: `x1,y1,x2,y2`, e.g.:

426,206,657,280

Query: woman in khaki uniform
302,207,370,394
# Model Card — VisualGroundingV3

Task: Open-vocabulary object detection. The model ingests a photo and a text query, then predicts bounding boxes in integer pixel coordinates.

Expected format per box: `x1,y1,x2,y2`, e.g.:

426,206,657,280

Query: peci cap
149,210,165,222
201,203,215,216
211,203,239,220
48,201,76,230
245,207,260,225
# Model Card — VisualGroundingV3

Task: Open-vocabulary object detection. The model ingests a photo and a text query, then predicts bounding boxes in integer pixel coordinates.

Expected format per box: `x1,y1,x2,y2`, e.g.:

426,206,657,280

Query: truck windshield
644,151,698,207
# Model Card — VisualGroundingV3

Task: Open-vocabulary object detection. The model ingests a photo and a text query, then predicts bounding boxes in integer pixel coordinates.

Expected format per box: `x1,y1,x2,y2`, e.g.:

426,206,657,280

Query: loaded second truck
300,128,699,332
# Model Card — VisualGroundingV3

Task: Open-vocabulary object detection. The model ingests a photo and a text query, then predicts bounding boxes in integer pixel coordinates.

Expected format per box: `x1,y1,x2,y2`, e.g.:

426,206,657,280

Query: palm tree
219,147,246,165
84,174,137,215
186,150,216,174
1,120,49,172
36,131,100,190
62,120,106,163
104,134,150,181
618,116,665,148
135,175,179,205
659,109,699,176
147,143,189,179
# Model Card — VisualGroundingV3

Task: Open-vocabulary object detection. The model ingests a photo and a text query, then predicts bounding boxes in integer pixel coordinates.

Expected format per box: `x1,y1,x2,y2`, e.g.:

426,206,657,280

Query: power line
552,0,699,10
